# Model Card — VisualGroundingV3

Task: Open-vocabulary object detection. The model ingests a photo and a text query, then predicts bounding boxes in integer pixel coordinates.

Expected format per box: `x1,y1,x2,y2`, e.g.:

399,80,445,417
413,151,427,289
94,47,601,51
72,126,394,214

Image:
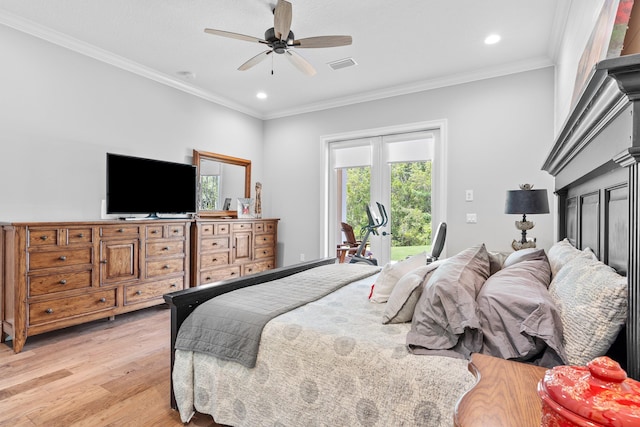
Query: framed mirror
193,150,251,218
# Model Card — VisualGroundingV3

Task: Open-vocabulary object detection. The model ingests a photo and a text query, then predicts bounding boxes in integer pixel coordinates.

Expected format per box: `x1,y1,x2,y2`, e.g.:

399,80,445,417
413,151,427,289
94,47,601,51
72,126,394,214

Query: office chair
427,222,447,264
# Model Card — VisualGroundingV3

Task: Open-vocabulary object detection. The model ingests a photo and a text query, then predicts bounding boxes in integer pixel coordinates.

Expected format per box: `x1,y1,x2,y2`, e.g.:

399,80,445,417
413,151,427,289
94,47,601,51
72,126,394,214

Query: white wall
0,24,263,222
263,68,556,266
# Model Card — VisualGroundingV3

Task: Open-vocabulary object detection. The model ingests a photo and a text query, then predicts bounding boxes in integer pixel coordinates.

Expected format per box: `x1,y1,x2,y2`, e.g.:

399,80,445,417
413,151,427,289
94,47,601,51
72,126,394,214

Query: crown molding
263,57,554,120
0,10,263,119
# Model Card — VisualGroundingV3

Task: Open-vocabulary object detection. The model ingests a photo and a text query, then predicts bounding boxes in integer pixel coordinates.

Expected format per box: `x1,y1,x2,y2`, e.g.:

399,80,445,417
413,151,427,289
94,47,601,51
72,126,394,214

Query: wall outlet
466,213,477,223
465,190,474,201
300,253,305,261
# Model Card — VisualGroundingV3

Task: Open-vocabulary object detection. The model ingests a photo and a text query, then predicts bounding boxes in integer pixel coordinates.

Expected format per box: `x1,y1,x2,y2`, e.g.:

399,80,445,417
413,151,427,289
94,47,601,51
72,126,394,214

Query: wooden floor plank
0,305,222,426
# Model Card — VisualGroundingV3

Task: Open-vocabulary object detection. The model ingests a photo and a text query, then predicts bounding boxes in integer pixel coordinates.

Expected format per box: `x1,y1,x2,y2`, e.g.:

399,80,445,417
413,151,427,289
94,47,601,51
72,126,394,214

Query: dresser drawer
232,222,253,232
146,258,185,278
28,229,59,247
200,252,229,269
146,241,185,257
29,289,116,325
264,221,277,233
255,222,265,233
145,225,164,239
200,266,240,283
200,237,229,253
216,223,230,235
200,223,215,236
255,234,275,247
29,270,93,296
255,246,275,259
167,225,185,237
29,248,93,271
100,226,140,238
243,260,275,276
124,278,182,305
67,228,93,245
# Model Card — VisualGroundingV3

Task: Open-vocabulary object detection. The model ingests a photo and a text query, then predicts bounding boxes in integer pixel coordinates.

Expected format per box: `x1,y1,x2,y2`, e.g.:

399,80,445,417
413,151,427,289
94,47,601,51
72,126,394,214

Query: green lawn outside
391,245,431,261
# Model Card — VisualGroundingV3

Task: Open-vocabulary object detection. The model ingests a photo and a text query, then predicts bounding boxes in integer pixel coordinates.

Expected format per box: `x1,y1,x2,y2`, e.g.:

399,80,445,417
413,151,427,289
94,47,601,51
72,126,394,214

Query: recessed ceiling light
484,34,501,45
256,92,267,100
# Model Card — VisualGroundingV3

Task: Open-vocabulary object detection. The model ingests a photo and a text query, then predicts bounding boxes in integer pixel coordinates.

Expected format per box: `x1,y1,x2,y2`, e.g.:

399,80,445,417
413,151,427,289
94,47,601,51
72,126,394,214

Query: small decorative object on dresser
505,184,550,250
237,198,253,219
255,182,262,219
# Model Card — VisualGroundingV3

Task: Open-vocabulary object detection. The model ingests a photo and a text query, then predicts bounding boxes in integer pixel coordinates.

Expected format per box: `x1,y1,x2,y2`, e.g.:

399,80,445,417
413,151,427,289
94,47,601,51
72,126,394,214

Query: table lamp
505,184,549,250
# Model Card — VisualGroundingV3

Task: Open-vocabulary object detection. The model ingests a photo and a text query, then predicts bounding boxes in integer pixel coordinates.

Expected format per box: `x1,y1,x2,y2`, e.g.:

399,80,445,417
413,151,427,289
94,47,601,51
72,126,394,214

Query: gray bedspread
175,263,380,367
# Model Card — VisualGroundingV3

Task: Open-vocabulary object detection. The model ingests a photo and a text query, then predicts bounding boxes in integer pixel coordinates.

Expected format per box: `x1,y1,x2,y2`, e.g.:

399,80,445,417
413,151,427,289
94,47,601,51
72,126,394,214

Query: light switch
465,190,474,201
466,213,477,223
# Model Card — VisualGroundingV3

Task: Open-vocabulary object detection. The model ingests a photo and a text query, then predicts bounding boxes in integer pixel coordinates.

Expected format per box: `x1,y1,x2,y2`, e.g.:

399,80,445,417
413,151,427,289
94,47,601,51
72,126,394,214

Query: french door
328,130,438,265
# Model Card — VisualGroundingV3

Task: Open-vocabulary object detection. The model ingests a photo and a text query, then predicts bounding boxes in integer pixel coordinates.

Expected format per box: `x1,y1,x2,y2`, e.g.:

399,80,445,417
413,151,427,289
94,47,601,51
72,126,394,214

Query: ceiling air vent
328,58,357,71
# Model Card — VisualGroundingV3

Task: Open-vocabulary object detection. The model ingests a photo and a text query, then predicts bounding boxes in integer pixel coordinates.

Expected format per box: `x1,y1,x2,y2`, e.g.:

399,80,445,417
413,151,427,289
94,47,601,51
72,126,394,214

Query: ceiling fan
204,0,352,76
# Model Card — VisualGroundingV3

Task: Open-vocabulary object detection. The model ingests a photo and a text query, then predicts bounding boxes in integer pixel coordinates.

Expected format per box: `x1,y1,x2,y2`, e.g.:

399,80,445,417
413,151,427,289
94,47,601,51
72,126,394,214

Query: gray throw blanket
175,263,380,367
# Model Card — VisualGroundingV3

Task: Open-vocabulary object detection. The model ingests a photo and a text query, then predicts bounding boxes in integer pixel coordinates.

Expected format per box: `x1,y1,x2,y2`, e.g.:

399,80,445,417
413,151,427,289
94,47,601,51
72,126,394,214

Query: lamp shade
505,189,550,214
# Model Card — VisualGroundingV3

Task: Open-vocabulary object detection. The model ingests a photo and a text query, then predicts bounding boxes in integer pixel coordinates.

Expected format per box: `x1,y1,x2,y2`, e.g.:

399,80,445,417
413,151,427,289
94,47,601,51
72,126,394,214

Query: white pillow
547,238,594,277
369,252,426,303
548,255,627,365
382,261,442,324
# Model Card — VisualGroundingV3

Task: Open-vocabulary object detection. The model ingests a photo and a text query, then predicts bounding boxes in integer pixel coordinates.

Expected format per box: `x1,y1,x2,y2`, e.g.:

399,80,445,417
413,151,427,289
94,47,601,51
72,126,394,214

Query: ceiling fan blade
285,50,316,76
293,35,352,48
204,28,266,44
274,0,292,40
238,50,273,71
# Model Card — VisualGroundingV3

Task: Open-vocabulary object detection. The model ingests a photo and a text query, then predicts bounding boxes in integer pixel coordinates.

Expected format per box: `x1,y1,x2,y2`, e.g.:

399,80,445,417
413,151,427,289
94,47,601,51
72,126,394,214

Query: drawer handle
78,233,84,238
99,297,107,303
170,283,177,288
163,246,170,251
173,229,179,233
263,251,267,255
212,242,218,246
247,268,253,273
100,260,108,264
40,235,49,241
152,230,159,234
59,279,67,285
230,272,236,276
59,256,67,261
263,238,267,242
163,264,170,269
45,308,53,314
136,290,142,295
205,276,212,281
118,228,125,233
212,258,218,262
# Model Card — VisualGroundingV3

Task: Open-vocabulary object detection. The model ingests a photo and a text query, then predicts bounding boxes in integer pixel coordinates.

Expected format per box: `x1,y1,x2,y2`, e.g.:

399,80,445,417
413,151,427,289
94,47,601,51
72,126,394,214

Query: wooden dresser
191,218,278,286
1,219,190,353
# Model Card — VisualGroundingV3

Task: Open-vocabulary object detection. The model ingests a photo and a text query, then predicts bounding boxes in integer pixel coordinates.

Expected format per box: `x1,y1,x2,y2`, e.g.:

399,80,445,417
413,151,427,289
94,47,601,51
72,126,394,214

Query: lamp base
511,239,537,251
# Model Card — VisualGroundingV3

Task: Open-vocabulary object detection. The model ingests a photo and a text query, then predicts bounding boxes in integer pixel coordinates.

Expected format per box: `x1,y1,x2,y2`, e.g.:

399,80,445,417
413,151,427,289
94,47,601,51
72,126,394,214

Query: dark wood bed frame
163,54,640,413
542,53,640,380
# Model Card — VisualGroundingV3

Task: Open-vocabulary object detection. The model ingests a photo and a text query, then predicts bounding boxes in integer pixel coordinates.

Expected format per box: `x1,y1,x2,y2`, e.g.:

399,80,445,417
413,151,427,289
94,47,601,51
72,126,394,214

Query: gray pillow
382,261,442,324
549,255,627,365
502,248,547,268
407,244,490,358
477,258,567,367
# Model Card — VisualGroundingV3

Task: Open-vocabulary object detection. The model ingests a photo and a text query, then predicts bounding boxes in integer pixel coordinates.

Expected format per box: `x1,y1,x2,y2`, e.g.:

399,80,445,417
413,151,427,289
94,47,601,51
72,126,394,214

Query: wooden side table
454,353,548,427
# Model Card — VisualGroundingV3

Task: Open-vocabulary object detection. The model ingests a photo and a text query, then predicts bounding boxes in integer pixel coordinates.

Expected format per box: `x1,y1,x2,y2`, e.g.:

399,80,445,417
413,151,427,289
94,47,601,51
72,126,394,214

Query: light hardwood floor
0,305,224,427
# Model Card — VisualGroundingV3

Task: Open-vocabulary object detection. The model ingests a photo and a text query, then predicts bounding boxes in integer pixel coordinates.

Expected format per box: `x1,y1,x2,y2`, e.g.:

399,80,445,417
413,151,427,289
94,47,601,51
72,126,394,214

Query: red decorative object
537,356,640,426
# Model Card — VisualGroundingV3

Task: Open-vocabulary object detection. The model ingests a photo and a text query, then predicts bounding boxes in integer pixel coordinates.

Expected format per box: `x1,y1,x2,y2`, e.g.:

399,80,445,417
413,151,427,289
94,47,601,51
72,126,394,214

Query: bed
164,53,640,426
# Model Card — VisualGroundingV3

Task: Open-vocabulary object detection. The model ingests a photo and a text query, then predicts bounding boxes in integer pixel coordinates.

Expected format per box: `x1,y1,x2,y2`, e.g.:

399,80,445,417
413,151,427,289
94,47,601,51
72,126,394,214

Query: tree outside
343,161,432,260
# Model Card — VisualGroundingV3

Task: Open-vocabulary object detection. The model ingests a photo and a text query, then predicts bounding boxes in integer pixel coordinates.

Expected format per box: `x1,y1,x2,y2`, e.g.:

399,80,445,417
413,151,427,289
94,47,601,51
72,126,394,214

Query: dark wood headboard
543,53,640,380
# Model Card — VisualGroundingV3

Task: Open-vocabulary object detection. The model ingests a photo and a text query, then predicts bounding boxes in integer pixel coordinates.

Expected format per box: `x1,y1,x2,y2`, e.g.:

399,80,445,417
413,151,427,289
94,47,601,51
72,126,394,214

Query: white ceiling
0,0,567,119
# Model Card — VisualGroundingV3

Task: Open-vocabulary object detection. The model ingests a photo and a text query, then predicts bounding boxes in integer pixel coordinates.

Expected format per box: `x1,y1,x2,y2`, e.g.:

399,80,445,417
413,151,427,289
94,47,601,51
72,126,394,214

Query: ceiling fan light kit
204,0,352,76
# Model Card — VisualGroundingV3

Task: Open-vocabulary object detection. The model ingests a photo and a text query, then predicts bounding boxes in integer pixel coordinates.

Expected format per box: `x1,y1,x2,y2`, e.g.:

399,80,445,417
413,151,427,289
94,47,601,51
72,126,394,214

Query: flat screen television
106,152,197,218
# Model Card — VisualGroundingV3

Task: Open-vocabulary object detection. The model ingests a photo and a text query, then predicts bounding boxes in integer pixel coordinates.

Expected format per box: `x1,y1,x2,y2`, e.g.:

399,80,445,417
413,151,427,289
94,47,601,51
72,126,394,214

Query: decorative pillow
369,252,426,303
502,248,547,269
477,257,567,367
407,244,490,358
382,261,442,324
547,238,593,277
548,255,628,365
488,251,509,275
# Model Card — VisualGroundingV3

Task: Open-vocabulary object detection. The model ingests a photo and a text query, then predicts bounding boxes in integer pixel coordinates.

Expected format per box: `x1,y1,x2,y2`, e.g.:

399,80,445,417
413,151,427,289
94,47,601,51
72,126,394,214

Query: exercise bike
349,202,388,266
